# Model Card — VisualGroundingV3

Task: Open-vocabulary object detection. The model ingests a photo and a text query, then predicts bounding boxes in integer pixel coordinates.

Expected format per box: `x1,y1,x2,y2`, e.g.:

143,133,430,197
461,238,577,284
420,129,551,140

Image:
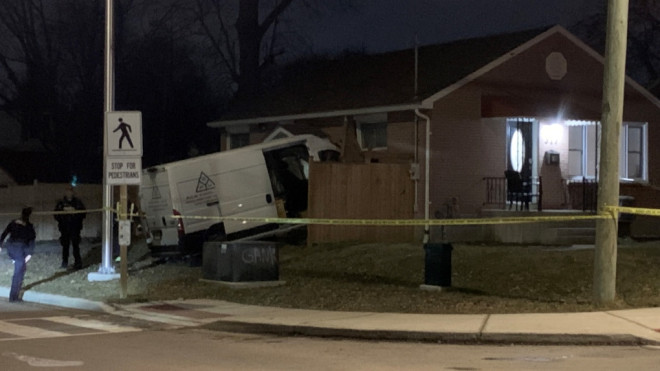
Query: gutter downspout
414,108,431,243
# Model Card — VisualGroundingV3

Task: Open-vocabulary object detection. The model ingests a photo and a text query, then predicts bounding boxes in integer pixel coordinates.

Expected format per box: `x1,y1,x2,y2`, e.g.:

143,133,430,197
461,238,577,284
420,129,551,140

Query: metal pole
414,109,431,243
593,0,628,305
89,0,117,280
120,185,128,297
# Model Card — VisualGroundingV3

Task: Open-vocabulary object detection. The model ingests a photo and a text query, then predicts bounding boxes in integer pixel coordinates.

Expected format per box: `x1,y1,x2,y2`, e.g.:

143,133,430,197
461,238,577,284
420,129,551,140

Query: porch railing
483,176,543,211
567,177,598,213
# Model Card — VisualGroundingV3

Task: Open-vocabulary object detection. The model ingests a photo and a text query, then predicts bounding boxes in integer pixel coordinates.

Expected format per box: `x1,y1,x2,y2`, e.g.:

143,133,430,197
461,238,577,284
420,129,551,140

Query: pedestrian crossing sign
106,111,142,156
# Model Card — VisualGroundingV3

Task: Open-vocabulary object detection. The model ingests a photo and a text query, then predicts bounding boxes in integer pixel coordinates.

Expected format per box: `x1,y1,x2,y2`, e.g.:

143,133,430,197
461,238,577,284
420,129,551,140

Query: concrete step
552,227,595,237
545,227,595,245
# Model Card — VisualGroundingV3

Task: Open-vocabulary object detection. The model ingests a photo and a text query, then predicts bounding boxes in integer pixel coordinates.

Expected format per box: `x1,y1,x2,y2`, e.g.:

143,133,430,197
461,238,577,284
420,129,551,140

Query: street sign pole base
88,270,120,282
419,284,447,292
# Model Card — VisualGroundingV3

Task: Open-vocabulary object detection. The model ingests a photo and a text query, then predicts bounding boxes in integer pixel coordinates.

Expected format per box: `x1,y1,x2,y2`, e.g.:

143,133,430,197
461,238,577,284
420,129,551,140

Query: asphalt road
1,324,660,370
3,301,660,370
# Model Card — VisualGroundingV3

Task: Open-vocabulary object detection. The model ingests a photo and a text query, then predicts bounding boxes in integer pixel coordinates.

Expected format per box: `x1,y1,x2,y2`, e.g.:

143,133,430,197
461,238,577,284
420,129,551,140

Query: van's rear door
140,168,178,246
213,149,278,234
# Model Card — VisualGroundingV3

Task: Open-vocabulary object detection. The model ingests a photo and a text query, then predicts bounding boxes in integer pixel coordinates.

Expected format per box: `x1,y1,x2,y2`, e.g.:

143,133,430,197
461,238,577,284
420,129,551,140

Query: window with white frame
568,125,584,177
566,120,600,179
566,121,600,180
355,113,388,150
567,120,647,181
620,122,647,181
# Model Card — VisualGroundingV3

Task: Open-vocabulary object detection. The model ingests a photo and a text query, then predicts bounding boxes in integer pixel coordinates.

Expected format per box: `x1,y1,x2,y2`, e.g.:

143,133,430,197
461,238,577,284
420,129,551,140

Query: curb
1,286,114,313
4,286,660,346
203,320,655,346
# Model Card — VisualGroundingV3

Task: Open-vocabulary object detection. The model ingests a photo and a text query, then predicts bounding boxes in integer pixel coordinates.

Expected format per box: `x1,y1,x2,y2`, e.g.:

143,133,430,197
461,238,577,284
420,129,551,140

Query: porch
482,176,598,212
470,177,660,245
466,176,598,245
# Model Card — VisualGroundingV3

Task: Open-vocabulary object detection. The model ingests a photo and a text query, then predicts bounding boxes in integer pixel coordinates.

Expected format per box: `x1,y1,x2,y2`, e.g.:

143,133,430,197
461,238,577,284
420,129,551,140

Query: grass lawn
9,239,660,314
145,240,660,314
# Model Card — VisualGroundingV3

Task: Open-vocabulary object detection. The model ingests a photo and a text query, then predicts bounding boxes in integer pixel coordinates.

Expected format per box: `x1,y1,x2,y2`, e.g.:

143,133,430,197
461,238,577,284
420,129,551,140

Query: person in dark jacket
0,207,36,302
54,186,86,269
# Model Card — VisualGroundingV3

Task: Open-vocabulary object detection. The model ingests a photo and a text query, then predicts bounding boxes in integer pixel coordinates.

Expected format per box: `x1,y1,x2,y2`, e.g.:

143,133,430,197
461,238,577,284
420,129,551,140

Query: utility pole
594,0,629,305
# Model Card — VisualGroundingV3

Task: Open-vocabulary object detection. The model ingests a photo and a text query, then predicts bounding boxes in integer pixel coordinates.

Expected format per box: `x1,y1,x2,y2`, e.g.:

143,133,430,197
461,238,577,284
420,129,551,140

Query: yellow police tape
1,205,659,227
606,205,660,217
172,213,610,226
0,207,128,218
169,205,660,226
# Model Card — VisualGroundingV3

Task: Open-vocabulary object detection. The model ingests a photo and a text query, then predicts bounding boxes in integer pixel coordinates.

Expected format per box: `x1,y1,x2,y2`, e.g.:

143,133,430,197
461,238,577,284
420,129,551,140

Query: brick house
208,26,660,243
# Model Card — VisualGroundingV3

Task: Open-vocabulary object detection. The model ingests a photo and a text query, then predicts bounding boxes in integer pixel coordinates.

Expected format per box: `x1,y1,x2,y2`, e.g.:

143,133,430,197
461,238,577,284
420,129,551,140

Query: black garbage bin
203,241,279,282
424,243,452,287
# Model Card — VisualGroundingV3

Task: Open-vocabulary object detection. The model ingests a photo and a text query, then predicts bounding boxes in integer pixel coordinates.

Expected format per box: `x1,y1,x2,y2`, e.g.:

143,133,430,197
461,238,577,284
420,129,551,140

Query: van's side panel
168,158,221,236
168,149,276,235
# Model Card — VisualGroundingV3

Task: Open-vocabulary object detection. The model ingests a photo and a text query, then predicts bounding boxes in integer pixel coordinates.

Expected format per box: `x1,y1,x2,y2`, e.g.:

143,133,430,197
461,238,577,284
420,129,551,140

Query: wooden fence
307,162,415,244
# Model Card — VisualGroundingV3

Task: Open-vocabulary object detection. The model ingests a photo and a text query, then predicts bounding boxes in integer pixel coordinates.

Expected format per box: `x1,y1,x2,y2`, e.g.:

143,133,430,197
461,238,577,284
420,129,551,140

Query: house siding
427,30,660,216
431,88,506,217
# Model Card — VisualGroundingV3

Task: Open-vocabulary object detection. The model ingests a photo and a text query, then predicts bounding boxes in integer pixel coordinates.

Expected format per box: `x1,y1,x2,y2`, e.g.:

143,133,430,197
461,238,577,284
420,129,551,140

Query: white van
139,134,338,256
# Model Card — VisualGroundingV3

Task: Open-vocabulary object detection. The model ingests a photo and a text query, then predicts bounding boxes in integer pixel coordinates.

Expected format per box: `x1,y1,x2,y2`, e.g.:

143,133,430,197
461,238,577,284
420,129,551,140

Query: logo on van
151,186,161,199
196,171,215,192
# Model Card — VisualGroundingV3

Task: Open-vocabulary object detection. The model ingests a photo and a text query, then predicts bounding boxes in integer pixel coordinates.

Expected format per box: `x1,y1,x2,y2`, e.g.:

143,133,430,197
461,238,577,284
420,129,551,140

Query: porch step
545,227,595,245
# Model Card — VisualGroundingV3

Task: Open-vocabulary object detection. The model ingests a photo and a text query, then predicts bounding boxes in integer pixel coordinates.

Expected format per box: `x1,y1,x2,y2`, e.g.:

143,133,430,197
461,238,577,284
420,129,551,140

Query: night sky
293,0,604,54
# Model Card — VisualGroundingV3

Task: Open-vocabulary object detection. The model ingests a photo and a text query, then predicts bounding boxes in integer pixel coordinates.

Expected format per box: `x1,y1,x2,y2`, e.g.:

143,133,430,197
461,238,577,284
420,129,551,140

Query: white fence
0,183,103,241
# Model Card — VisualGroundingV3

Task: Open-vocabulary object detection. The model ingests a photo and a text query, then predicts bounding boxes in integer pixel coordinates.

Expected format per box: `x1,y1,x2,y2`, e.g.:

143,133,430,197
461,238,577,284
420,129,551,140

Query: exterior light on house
541,123,563,146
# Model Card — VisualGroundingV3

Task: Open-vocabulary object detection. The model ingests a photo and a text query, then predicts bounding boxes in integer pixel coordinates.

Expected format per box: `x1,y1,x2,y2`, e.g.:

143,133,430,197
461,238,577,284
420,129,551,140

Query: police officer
54,186,86,269
0,207,36,302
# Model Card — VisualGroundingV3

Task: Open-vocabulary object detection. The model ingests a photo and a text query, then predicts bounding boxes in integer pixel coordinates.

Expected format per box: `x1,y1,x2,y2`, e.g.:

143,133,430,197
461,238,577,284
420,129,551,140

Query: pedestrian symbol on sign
106,111,142,156
113,118,134,149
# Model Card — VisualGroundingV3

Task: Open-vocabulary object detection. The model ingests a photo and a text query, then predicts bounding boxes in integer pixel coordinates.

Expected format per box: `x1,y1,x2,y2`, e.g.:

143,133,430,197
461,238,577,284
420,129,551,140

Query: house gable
424,25,660,113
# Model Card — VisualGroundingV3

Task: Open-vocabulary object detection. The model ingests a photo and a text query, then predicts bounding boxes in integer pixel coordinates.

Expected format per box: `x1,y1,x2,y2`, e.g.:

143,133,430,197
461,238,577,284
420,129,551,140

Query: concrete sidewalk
4,287,660,345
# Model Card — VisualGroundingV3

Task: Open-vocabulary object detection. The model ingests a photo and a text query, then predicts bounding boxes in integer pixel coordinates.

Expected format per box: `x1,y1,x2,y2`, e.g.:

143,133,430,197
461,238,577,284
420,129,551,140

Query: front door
506,119,539,206
507,119,533,179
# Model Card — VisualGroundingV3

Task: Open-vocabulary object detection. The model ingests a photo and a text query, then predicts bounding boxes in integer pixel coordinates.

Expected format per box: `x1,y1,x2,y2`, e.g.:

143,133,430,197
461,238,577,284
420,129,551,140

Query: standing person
0,207,36,302
54,186,86,270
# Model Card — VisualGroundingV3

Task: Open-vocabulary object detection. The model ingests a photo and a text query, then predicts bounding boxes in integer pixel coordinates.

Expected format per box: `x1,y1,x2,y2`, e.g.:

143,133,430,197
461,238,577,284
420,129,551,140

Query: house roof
209,25,660,128
210,27,550,127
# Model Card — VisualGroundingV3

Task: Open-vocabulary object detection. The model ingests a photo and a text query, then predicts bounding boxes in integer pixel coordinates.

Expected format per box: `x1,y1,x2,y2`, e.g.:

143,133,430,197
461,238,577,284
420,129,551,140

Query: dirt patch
1,237,660,314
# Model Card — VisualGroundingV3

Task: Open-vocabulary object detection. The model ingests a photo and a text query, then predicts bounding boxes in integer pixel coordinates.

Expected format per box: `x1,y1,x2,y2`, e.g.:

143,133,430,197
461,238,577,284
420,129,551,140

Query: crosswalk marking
112,301,234,328
0,316,141,342
46,316,142,333
0,321,66,339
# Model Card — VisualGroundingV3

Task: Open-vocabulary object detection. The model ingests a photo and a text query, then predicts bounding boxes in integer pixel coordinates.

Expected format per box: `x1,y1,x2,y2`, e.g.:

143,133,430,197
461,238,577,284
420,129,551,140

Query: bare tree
0,0,62,146
190,0,297,99
189,0,360,100
0,0,166,180
571,0,660,88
